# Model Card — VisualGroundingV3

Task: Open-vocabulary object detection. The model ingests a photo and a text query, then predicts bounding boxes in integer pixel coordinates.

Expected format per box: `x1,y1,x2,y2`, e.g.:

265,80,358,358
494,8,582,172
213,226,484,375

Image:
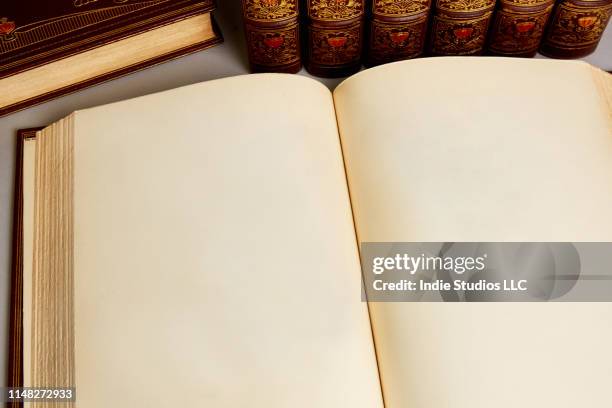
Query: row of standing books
241,0,612,77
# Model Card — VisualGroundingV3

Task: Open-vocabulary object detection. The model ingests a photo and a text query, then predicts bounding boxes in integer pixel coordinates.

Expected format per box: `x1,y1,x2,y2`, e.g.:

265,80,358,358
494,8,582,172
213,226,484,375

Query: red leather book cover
242,0,302,73
539,0,612,58
305,0,366,78
488,0,555,57
428,0,496,56
366,0,431,66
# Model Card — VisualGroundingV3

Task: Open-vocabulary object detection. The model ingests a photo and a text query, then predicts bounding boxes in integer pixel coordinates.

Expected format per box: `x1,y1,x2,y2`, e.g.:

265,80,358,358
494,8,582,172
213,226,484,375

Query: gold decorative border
372,0,431,18
1,3,207,74
242,0,299,23
307,0,365,22
0,1,169,54
436,0,496,15
500,0,552,6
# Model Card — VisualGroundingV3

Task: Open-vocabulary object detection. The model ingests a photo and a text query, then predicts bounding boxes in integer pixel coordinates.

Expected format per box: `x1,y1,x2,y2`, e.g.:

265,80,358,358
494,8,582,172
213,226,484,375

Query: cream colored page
72,75,382,408
21,139,35,395
333,58,612,408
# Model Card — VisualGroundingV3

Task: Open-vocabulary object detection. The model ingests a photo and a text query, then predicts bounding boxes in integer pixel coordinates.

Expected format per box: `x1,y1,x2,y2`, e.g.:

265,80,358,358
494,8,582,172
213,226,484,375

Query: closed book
305,0,365,77
539,0,612,58
366,0,431,66
0,0,222,117
428,0,496,55
488,0,554,57
242,0,302,73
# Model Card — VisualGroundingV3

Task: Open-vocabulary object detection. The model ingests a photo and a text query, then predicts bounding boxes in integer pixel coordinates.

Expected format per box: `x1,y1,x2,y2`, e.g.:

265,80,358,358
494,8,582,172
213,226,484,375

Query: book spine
366,0,432,66
242,0,302,73
539,0,612,58
487,0,554,57
305,0,366,77
428,0,496,56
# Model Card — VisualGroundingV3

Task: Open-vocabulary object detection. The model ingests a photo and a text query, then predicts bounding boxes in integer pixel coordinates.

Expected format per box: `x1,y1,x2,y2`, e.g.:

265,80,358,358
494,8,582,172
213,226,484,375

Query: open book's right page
333,58,612,408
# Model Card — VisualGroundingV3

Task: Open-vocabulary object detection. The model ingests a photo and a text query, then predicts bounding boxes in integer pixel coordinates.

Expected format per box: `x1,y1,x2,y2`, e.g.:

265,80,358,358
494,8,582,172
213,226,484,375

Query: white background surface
0,0,611,387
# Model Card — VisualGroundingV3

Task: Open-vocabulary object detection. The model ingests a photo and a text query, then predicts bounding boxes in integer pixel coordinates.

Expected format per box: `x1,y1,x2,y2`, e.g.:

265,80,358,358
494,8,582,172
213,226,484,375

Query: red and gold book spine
366,0,432,66
305,0,366,78
488,0,554,57
539,0,612,58
428,0,496,56
242,0,302,73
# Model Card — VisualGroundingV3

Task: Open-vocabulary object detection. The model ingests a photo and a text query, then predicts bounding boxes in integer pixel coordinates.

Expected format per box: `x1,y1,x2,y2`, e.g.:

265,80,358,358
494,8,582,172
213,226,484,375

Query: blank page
334,57,612,408
71,75,382,407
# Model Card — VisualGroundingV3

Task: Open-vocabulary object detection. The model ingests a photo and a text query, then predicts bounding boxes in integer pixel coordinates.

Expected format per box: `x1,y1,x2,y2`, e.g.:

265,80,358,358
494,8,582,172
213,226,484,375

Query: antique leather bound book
7,128,40,408
305,0,366,77
242,0,302,73
8,58,612,408
539,0,612,58
428,0,496,55
0,0,222,117
366,0,432,66
487,0,555,57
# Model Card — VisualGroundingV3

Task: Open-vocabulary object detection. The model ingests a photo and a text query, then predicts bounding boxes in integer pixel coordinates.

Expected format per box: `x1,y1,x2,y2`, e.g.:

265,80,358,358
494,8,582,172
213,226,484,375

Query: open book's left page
21,74,383,407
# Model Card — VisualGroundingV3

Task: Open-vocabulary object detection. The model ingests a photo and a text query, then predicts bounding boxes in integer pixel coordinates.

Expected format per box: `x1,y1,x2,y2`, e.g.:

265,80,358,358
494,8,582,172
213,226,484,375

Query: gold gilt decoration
373,0,430,16
436,0,495,14
546,2,612,46
242,0,302,72
502,0,550,5
308,0,364,21
430,12,493,54
369,17,428,62
242,0,298,22
0,1,173,54
246,22,301,66
309,23,362,65
488,1,553,56
489,9,552,54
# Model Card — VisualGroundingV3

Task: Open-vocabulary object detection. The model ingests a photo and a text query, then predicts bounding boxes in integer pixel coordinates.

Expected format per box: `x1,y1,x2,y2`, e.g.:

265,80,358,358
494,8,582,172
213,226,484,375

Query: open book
11,57,612,407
